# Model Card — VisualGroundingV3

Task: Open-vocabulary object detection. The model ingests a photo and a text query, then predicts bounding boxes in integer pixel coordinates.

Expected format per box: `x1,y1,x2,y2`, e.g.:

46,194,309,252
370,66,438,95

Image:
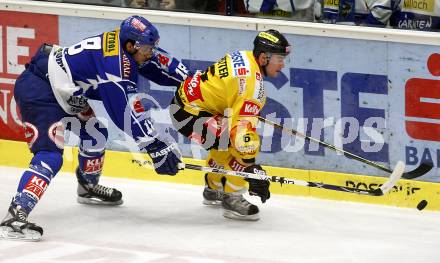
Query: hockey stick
258,116,432,179
180,161,405,196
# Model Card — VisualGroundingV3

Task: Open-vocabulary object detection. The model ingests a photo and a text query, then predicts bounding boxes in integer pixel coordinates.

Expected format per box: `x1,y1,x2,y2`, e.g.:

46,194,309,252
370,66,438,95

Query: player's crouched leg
0,151,62,241
222,126,262,221
203,151,229,206
221,174,260,221
76,148,122,205
203,173,224,206
220,159,260,221
222,165,270,221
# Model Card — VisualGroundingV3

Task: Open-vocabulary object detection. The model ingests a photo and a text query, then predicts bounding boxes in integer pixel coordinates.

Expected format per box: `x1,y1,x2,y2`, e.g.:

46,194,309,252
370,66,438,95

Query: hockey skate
203,186,224,206
222,193,259,221
0,205,43,241
76,168,123,205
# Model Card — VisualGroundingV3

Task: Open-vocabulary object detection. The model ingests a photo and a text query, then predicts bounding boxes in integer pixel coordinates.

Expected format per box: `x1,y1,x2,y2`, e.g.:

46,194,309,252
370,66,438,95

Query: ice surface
1,165,440,263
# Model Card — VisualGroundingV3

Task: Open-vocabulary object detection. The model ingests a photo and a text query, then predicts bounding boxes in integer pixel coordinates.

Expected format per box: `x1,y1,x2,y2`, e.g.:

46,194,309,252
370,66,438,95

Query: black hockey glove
244,165,270,203
145,138,182,175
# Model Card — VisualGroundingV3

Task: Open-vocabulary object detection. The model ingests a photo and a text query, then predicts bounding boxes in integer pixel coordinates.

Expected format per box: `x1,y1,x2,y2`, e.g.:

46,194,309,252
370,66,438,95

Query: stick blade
379,161,405,195
402,162,433,179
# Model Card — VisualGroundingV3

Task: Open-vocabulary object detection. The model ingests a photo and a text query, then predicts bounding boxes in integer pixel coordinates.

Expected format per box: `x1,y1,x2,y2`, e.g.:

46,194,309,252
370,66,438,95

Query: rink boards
1,2,440,183
1,139,439,212
1,1,440,212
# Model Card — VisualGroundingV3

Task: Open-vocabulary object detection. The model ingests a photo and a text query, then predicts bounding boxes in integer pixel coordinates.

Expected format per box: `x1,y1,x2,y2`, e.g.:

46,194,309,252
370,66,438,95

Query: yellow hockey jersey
177,50,266,129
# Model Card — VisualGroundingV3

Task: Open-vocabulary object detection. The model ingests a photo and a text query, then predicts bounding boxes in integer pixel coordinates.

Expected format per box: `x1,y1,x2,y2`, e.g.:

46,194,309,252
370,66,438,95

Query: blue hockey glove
145,139,182,175
244,165,270,203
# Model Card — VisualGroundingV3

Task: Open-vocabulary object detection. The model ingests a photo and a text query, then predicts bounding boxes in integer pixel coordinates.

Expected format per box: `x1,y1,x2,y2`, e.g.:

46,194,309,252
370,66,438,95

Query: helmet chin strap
262,65,268,76
261,53,272,76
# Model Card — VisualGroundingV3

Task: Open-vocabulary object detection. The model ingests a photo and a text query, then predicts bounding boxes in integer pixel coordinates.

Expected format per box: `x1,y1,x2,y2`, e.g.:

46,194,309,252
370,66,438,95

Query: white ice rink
1,165,440,263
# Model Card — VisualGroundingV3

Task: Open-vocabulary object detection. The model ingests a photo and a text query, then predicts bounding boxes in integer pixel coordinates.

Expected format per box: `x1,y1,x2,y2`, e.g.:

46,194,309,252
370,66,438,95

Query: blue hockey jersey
47,29,188,143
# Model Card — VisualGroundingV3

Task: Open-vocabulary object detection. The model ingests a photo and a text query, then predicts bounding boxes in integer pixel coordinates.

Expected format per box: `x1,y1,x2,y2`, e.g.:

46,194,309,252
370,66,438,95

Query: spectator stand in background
130,1,250,18
141,0,193,11
316,0,392,27
316,0,440,31
244,0,316,21
37,0,200,12
49,0,135,7
218,0,250,16
175,0,247,16
389,0,440,31
33,0,440,31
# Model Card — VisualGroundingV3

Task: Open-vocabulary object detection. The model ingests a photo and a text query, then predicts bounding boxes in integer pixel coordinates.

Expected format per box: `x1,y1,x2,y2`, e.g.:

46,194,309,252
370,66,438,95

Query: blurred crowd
36,0,440,32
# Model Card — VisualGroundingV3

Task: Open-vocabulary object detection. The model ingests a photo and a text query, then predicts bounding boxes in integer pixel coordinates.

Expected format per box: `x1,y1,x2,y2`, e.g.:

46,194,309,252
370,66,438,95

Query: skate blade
0,226,42,242
202,199,222,206
223,210,260,221
77,196,123,206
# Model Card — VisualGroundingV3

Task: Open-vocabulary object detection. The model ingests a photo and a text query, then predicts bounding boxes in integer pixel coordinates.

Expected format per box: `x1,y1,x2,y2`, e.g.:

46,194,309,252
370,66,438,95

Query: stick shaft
183,163,383,196
258,116,433,179
258,116,394,173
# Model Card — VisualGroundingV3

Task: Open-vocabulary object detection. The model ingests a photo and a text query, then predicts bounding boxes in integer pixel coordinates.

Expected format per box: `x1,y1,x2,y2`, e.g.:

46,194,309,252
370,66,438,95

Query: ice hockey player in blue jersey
0,16,187,241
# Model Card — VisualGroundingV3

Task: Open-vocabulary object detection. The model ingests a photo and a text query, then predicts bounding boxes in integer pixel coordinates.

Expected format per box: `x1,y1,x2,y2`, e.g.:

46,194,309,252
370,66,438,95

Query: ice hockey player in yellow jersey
170,29,291,220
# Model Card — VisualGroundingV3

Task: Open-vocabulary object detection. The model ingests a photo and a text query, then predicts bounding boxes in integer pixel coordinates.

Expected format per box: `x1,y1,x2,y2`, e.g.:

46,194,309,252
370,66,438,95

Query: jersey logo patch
24,175,48,200
133,98,145,113
253,72,265,103
183,72,204,102
238,78,246,95
84,156,105,174
229,158,245,171
157,53,171,67
217,56,229,78
235,67,249,76
103,31,119,57
122,54,131,78
239,100,261,116
256,72,262,81
208,158,224,169
230,51,250,77
128,95,146,117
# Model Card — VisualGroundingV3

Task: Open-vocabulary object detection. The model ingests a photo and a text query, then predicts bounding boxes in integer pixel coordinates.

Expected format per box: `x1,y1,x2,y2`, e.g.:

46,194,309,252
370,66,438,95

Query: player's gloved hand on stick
244,164,270,203
145,138,182,175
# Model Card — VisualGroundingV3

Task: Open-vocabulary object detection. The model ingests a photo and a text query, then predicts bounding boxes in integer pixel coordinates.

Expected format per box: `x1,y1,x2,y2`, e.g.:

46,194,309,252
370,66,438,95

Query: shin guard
77,148,105,187
14,151,62,214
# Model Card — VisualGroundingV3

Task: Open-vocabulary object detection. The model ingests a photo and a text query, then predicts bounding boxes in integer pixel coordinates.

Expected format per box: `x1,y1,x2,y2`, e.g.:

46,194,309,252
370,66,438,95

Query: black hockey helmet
253,29,291,57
